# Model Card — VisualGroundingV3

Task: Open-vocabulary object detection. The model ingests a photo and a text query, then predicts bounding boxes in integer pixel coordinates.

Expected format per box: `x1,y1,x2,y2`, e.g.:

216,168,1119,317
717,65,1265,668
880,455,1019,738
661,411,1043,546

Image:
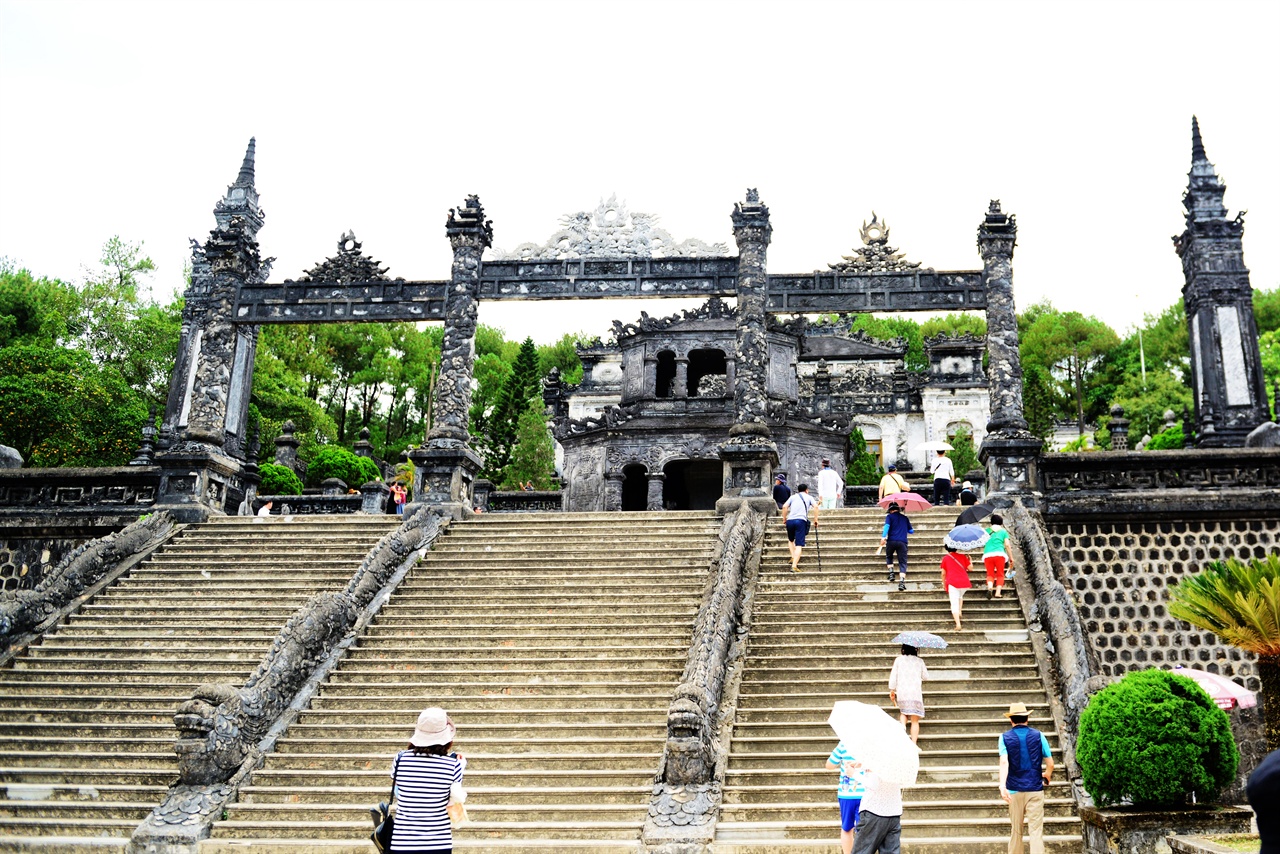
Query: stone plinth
359,481,389,514
1080,805,1252,854
715,425,779,516
407,442,483,519
153,444,248,523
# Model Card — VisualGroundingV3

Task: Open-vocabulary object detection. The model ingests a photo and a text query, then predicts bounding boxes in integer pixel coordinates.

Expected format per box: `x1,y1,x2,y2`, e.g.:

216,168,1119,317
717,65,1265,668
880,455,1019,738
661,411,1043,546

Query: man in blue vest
998,701,1054,854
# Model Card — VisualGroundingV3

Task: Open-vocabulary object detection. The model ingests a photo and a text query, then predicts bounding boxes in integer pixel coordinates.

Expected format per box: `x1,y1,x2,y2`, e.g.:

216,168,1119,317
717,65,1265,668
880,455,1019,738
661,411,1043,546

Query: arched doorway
621,464,648,511
663,459,722,510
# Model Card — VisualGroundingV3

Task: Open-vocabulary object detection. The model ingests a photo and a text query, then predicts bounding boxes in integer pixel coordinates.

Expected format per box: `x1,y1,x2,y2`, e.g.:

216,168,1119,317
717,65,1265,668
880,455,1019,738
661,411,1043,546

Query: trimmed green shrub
259,463,303,496
847,427,881,486
1144,425,1184,450
305,446,382,488
1077,668,1238,807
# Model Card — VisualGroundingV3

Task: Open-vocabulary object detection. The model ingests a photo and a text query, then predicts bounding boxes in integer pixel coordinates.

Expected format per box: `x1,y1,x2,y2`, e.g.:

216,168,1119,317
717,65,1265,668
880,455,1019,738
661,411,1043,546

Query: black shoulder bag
371,751,401,853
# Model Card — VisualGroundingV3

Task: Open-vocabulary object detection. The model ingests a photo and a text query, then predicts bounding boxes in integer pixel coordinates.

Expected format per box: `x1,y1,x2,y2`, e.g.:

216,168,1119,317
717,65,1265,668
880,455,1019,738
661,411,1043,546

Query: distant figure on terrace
817,458,845,510
256,501,272,518
877,464,908,500
931,450,956,506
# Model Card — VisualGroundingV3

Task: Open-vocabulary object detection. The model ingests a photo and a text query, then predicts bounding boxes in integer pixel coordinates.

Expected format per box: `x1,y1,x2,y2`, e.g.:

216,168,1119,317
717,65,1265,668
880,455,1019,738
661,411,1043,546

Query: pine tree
846,427,881,485
946,425,982,479
483,337,541,479
503,398,557,489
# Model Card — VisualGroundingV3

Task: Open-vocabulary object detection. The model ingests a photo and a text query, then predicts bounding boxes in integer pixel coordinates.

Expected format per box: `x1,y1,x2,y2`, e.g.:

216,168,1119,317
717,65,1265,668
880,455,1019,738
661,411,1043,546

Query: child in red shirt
940,545,973,631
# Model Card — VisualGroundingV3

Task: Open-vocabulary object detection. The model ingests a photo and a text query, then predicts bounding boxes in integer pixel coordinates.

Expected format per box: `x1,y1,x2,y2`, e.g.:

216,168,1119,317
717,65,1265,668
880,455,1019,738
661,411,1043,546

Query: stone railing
1006,498,1098,798
643,504,767,849
0,466,161,522
482,489,565,513
132,505,445,852
0,511,177,653
1039,447,1280,493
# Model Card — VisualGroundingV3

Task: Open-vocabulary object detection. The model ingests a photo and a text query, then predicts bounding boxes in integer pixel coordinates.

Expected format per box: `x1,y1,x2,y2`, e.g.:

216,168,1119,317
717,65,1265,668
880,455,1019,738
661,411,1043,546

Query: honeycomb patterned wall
0,537,86,593
1049,519,1280,692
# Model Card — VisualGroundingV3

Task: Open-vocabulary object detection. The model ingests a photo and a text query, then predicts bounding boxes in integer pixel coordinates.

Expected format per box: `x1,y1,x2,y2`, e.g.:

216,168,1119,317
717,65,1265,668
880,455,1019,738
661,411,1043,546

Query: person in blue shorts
826,740,865,854
781,483,819,572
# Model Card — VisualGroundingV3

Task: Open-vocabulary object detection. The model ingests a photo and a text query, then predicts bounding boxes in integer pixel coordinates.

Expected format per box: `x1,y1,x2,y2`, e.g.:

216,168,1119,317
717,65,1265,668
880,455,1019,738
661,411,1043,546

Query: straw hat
1003,702,1033,718
409,707,456,746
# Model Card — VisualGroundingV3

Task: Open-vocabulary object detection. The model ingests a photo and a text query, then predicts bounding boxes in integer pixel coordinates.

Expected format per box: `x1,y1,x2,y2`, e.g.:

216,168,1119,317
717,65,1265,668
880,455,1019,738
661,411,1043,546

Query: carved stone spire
1174,117,1269,445
214,137,265,237
1183,117,1228,225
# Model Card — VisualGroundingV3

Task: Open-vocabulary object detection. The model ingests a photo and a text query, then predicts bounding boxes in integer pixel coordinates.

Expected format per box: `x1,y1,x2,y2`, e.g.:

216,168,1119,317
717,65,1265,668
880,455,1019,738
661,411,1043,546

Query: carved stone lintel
296,232,397,284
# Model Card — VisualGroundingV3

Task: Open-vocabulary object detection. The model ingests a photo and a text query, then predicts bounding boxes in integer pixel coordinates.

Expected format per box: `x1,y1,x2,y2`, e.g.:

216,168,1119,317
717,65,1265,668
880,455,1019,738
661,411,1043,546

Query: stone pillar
1175,118,1270,446
813,359,832,415
976,201,1043,496
274,421,301,474
129,407,158,466
410,196,490,517
1108,405,1130,451
674,359,689,398
604,472,624,512
645,356,658,397
717,190,780,516
321,478,347,496
360,480,390,514
646,472,666,511
353,427,375,458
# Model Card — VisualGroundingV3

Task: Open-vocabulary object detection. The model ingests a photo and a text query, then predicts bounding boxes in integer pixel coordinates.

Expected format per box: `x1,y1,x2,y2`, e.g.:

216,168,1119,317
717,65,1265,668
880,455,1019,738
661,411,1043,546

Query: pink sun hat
409,707,456,746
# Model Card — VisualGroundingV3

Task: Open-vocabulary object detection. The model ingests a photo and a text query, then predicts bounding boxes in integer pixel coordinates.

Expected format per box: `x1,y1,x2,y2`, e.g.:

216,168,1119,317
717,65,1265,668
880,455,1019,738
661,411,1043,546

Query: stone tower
1174,117,1269,446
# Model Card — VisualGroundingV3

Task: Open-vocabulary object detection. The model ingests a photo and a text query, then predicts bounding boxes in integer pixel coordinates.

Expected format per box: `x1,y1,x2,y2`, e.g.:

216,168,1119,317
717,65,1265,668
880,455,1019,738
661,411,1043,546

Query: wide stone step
0,817,141,839
0,799,159,820
218,800,648,824
208,817,642,841
353,635,687,650
247,768,656,789
735,687,1052,707
239,783,650,806
0,707,180,724
726,749,1036,770
712,833,1082,852
309,692,673,710
277,721,665,743
722,780,1030,803
718,798,1077,822
199,840,637,853
735,705,1054,725
0,749,174,769
715,815,1082,841
258,751,659,772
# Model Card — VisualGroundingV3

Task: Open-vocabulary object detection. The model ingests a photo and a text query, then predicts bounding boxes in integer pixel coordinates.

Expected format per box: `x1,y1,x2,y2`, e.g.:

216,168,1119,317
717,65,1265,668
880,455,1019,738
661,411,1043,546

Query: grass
1207,834,1260,852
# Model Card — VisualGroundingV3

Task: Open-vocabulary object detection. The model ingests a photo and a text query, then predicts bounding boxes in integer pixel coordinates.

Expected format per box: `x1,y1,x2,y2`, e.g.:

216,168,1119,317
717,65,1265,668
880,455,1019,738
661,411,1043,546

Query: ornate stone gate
153,141,1037,519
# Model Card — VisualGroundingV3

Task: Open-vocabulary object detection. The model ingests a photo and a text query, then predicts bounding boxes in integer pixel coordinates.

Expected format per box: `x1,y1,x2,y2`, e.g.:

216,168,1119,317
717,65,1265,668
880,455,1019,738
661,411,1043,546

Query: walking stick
814,518,822,572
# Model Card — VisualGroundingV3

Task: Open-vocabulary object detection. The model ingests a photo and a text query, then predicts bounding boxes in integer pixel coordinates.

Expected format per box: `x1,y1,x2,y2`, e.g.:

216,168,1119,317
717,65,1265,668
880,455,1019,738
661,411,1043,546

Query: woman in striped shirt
389,707,466,853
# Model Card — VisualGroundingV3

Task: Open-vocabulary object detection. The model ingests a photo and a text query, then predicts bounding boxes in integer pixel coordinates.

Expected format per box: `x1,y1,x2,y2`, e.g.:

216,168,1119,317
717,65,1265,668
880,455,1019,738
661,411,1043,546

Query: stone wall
0,533,96,593
1047,513,1279,800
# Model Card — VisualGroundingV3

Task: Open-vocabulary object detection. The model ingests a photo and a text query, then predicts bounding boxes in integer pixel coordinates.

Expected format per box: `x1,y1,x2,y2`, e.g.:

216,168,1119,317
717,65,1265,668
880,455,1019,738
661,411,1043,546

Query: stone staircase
0,515,401,852
715,507,1081,853
202,510,721,853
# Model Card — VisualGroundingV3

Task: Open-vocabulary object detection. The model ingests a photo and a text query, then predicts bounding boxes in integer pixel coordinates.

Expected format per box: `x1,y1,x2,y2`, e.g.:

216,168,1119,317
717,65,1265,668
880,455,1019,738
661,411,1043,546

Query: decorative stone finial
446,195,494,248
237,138,256,186
129,406,158,466
829,212,921,273
1191,116,1206,163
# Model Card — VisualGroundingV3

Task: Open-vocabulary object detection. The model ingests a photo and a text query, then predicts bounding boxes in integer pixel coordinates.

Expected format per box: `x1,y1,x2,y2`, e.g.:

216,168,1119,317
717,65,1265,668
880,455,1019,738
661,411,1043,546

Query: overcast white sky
1,0,1277,345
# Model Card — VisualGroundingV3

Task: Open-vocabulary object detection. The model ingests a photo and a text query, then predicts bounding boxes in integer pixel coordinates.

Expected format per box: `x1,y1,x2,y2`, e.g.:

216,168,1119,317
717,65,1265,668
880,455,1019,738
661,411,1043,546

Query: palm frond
1168,554,1280,656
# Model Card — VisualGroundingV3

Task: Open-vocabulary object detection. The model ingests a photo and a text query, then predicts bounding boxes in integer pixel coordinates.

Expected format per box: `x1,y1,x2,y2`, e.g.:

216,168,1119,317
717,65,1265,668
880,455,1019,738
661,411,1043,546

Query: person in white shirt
852,768,903,854
781,484,819,573
931,450,956,506
817,459,845,510
255,501,273,520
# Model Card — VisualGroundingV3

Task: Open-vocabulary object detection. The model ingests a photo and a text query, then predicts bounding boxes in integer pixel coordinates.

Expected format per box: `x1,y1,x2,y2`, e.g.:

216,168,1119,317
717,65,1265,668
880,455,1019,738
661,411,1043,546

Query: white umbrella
913,440,954,452
827,700,921,787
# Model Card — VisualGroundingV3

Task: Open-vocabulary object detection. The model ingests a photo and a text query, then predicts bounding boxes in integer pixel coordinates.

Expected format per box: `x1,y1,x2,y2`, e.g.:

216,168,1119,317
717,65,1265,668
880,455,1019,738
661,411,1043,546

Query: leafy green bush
947,425,982,477
1077,668,1238,807
305,446,382,488
1145,425,1184,450
259,463,303,496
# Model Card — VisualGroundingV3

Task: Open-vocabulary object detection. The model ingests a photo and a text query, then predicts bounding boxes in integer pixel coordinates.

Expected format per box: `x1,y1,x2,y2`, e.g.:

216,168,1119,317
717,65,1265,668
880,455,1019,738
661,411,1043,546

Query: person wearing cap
817,458,845,510
387,707,466,852
959,480,978,506
877,464,908,500
999,702,1054,854
781,483,819,572
773,473,791,513
880,502,914,592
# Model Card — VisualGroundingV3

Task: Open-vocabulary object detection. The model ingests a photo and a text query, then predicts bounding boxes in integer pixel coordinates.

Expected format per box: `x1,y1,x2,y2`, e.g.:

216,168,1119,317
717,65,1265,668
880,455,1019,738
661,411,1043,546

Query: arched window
655,351,676,398
687,349,728,398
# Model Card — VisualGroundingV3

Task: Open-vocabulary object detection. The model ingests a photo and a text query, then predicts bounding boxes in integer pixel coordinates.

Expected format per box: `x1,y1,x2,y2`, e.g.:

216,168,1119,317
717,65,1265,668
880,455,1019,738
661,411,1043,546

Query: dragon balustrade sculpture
0,511,175,646
645,505,766,846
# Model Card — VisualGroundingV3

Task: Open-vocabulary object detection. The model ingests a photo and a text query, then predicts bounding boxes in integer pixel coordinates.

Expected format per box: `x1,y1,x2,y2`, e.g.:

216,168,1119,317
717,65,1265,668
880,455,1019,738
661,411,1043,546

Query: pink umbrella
1172,666,1257,710
879,492,932,513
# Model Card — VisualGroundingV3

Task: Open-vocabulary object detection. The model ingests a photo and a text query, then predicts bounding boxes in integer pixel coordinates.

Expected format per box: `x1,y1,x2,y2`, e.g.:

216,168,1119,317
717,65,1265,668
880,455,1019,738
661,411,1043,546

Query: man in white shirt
817,459,844,510
852,768,903,854
931,450,956,506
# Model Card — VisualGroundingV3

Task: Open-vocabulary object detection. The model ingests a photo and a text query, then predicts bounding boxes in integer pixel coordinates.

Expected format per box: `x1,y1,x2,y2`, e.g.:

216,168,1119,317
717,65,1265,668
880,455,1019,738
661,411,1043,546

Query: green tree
258,462,303,496
1260,329,1279,419
947,425,981,477
537,332,587,385
0,344,148,466
1020,305,1120,435
503,398,556,489
1021,363,1056,442
1110,368,1193,444
481,337,542,480
305,445,381,488
1254,286,1280,337
1168,554,1280,750
849,315,927,372
846,427,881,486
0,262,78,347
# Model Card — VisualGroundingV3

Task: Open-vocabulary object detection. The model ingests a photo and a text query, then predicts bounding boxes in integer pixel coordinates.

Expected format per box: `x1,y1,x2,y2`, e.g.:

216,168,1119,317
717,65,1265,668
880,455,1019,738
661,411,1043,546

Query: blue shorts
786,518,810,547
839,796,862,832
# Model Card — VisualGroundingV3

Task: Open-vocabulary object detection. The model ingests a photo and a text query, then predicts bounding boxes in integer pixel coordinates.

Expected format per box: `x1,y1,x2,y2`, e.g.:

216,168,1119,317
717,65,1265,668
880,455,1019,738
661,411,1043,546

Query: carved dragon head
662,682,715,786
174,682,250,786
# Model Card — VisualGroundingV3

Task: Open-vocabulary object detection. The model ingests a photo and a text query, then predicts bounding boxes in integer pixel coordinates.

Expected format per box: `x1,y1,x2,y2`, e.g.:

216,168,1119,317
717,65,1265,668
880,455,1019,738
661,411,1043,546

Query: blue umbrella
890,631,948,650
944,523,990,551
